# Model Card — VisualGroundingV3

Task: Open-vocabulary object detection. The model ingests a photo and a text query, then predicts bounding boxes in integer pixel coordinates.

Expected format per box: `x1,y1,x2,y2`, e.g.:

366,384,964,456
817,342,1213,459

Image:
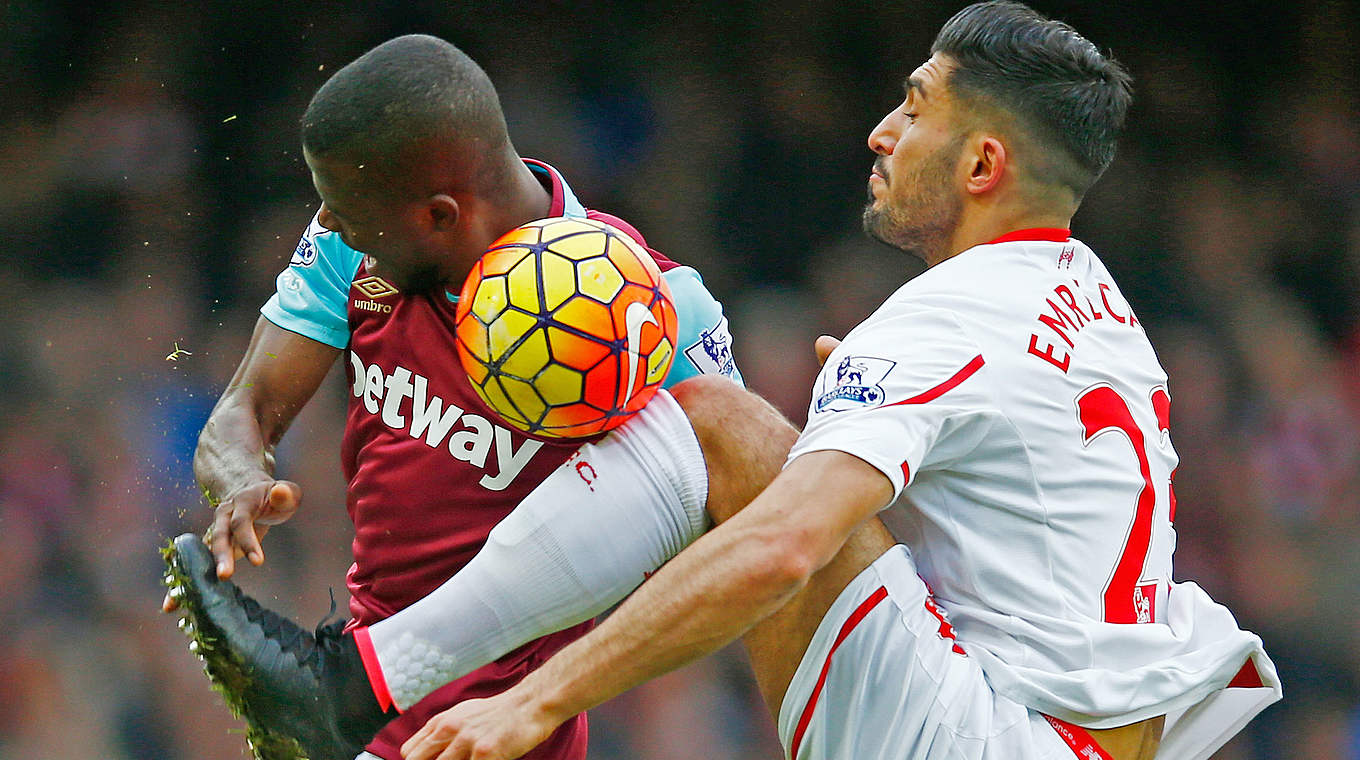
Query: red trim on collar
522,158,566,217
987,228,1071,244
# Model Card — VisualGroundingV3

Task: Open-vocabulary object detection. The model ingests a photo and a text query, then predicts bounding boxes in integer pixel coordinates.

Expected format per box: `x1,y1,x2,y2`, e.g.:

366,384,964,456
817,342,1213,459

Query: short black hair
301,34,509,187
932,1,1132,197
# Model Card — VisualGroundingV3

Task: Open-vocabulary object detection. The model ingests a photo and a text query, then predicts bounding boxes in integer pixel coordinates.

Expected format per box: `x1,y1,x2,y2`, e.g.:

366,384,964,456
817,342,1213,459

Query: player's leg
746,520,895,715
362,387,712,708
363,374,801,708
164,385,714,758
164,375,796,757
768,544,1082,760
671,376,897,715
666,374,800,523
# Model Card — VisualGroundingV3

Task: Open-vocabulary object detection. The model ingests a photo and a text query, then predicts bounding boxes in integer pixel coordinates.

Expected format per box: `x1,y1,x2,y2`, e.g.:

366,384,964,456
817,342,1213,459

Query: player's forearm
509,451,892,725
193,393,280,502
194,318,340,502
522,510,814,724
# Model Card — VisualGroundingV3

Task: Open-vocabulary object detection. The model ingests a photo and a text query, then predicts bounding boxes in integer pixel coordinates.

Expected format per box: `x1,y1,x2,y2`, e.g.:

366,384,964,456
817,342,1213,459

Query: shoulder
850,292,973,347
291,212,365,277
827,303,987,399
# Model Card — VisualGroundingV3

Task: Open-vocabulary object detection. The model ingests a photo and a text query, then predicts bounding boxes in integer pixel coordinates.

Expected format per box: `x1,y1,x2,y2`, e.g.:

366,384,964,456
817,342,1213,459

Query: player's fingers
401,721,439,760
254,523,272,556
263,480,303,520
229,506,265,568
453,734,491,760
814,335,842,367
467,737,508,760
433,740,463,760
209,506,237,579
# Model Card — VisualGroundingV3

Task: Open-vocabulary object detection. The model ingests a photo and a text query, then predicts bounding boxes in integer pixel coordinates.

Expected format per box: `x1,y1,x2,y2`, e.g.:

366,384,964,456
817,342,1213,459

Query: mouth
868,166,887,198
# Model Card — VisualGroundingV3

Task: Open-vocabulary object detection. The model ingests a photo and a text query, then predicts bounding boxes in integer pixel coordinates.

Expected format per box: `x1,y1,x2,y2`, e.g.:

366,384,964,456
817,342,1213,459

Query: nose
867,111,899,156
317,203,340,232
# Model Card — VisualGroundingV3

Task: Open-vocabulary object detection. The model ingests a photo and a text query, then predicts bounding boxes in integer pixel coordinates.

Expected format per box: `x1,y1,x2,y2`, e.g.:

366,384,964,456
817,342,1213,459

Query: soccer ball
454,216,678,438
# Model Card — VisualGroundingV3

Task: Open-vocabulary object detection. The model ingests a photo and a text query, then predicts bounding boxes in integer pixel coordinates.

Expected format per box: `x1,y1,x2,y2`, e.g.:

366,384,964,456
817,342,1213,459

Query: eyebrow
903,76,928,100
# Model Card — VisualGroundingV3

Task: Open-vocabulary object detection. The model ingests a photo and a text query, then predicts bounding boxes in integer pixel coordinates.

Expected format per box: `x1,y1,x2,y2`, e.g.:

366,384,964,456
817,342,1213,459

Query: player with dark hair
395,4,1280,759
163,33,795,760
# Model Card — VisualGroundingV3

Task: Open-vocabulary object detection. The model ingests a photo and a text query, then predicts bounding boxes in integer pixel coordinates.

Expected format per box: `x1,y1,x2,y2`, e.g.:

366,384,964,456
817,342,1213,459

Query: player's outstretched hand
401,691,559,760
209,479,302,578
815,335,842,367
160,479,302,613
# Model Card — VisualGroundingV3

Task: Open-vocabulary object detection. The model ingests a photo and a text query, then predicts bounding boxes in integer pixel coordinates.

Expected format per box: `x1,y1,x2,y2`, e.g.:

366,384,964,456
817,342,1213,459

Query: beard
862,134,965,263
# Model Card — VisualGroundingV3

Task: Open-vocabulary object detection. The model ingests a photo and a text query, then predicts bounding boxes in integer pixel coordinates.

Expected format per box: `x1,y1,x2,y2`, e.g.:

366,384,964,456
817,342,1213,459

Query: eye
902,111,918,122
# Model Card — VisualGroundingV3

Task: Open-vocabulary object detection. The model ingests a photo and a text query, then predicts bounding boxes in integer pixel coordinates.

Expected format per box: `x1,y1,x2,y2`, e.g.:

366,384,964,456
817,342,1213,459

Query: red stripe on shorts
1227,658,1265,688
789,586,888,760
1043,714,1114,760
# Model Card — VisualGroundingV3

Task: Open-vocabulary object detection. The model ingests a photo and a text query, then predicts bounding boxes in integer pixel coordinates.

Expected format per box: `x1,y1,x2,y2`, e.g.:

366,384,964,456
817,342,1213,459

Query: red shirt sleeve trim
789,586,889,760
521,158,567,217
352,626,399,714
586,210,680,272
886,355,985,408
986,228,1071,244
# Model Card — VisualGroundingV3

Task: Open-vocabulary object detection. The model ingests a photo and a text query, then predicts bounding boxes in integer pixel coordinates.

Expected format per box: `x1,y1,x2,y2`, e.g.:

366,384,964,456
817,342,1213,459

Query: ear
965,135,1006,195
426,194,461,231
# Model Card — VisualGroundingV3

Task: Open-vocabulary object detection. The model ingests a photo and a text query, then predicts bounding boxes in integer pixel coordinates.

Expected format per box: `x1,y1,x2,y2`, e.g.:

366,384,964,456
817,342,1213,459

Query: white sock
361,389,708,710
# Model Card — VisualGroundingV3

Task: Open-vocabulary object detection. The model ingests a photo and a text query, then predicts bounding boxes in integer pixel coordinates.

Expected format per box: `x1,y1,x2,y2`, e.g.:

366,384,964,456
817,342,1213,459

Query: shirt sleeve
788,307,993,501
259,213,365,349
661,266,745,389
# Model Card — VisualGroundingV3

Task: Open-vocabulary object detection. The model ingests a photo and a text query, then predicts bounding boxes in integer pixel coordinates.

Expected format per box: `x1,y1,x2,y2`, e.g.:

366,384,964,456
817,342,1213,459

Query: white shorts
777,545,1083,760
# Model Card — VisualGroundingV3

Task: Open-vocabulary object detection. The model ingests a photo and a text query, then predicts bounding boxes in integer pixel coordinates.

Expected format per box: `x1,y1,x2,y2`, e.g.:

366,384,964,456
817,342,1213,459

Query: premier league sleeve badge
814,356,897,413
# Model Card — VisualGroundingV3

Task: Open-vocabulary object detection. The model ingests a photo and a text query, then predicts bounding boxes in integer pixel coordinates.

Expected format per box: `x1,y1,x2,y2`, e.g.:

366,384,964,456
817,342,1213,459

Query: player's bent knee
668,373,745,418
670,375,799,524
670,375,795,440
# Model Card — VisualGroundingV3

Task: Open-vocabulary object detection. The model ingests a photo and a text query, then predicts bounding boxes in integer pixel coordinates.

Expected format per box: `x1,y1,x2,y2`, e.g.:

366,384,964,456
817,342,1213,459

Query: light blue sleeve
662,266,744,389
259,214,365,349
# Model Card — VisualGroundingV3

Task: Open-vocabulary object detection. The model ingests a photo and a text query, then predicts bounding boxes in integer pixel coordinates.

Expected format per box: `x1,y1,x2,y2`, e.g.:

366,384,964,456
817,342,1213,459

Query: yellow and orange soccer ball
454,216,678,438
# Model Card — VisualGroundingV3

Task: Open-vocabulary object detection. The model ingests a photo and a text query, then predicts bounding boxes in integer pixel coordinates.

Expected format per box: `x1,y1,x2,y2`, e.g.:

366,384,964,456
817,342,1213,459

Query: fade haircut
301,34,511,193
932,1,1132,198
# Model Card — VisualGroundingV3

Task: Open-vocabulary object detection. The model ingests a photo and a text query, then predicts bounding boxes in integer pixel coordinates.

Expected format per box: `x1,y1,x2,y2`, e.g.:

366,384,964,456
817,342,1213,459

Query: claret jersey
259,159,743,760
788,229,1280,758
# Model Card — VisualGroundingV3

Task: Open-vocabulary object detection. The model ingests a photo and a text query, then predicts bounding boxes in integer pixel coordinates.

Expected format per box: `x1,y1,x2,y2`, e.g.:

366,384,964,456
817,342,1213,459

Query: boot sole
164,533,310,760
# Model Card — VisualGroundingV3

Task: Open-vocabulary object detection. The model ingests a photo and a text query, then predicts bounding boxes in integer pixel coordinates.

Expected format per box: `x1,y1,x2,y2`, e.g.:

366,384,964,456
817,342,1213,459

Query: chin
861,204,884,237
861,208,931,262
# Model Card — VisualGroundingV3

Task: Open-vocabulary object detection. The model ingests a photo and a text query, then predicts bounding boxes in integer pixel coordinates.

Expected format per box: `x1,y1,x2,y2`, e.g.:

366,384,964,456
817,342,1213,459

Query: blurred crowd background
1,0,1357,757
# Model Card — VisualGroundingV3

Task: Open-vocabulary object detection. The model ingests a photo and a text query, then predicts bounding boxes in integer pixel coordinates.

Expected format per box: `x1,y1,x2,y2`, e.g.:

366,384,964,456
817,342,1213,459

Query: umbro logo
353,275,398,315
354,275,399,299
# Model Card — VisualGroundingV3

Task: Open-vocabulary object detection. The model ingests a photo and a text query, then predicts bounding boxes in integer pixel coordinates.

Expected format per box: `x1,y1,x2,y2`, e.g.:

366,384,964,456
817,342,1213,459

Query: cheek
889,136,923,169
886,150,918,192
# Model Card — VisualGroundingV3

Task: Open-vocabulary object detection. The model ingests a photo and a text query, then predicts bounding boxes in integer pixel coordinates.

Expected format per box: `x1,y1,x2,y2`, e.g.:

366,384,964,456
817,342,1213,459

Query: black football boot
164,533,397,760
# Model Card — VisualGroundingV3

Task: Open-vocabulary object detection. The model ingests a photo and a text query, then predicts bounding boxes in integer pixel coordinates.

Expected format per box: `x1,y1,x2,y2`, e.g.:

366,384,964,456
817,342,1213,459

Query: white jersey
788,231,1280,747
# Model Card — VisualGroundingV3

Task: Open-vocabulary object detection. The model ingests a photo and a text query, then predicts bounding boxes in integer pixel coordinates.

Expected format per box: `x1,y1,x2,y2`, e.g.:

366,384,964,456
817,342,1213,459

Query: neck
931,204,1073,268
507,158,554,223
480,158,553,241
444,158,553,289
